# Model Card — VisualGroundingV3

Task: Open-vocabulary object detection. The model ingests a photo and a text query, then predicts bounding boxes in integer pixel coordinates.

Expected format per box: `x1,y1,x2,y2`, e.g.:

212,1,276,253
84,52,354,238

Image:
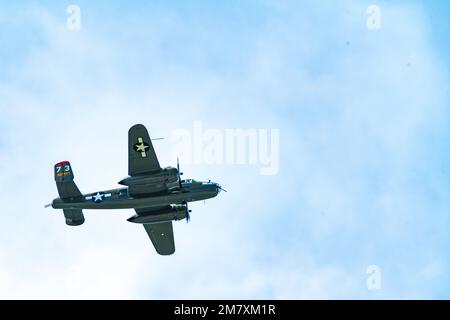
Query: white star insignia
135,143,149,152
93,192,104,202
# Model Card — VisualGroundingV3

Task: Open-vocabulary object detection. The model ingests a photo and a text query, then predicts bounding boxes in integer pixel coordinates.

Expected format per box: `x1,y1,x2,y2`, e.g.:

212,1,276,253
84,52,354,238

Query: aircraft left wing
143,222,175,255
128,124,161,176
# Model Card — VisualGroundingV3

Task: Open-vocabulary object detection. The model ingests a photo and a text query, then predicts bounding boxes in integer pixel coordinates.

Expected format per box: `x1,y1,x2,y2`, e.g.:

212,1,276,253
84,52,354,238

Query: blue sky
0,1,449,299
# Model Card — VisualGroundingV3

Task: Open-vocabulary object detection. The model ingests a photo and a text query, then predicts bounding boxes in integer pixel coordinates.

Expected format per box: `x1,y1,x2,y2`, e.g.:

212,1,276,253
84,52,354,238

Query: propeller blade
184,202,191,223
177,157,182,189
44,203,52,208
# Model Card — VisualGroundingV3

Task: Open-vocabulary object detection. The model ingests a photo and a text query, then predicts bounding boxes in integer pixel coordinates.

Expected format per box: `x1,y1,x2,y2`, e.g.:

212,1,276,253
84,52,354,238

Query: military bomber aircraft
46,124,224,255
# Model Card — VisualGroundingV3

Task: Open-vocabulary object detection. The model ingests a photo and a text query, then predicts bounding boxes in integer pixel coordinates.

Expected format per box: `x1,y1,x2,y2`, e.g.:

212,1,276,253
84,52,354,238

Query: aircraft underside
48,123,223,255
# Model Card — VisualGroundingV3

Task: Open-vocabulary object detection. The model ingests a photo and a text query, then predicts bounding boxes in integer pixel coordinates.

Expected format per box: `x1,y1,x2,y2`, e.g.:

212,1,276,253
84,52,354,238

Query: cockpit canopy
181,179,197,184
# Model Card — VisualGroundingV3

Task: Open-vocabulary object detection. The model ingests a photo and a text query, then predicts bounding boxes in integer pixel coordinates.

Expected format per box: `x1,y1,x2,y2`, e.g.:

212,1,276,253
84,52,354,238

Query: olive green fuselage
52,180,219,210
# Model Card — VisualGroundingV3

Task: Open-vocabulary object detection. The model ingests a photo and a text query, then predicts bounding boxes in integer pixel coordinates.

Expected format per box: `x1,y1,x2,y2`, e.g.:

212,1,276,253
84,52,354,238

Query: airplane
46,124,225,255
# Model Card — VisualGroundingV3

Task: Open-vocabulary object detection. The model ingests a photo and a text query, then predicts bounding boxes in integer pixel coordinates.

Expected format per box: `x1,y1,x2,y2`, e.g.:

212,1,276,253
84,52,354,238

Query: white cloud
0,1,448,299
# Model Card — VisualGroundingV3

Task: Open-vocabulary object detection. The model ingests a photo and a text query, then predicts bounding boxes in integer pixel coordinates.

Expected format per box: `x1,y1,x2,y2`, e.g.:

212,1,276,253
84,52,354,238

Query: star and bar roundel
85,192,112,203
133,137,150,158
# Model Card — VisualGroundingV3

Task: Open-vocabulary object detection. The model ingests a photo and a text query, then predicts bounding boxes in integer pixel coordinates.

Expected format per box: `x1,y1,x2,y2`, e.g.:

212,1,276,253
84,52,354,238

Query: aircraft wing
128,184,167,197
143,221,175,255
128,124,161,176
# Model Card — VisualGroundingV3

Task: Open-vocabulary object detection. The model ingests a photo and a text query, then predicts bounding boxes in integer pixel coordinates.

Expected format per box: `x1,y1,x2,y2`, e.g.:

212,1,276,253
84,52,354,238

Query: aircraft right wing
128,124,161,176
143,222,175,255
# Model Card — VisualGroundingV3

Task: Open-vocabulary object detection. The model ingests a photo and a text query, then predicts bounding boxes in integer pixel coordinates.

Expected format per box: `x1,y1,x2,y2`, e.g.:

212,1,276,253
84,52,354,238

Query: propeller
186,207,191,223
182,201,192,223
177,157,183,189
217,184,227,193
44,203,52,208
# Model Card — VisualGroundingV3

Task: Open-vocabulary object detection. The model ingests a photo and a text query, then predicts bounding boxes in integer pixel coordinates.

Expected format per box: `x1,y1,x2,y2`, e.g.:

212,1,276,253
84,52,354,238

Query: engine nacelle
127,205,187,224
118,167,178,187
